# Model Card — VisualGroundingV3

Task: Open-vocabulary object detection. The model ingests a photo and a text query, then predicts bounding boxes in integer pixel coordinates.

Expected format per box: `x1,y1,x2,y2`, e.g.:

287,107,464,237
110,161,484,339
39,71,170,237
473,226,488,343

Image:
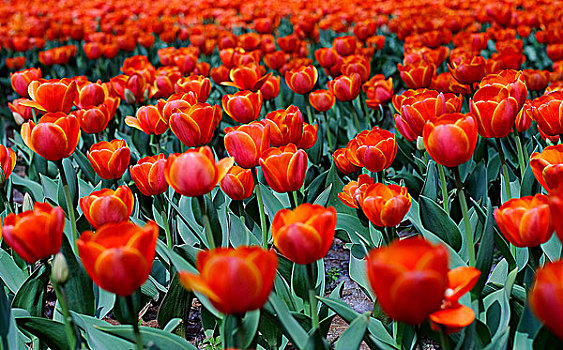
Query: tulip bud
22,193,34,212
416,136,425,151
51,252,69,285
124,89,136,105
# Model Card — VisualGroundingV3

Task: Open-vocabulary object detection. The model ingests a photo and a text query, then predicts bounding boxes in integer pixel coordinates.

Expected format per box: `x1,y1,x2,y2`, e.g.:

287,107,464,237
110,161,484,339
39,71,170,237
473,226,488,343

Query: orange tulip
76,82,108,109
529,260,563,339
523,69,550,92
10,67,41,97
169,103,222,147
220,166,255,200
6,57,26,71
87,140,131,180
8,98,35,124
422,113,478,168
285,65,318,95
0,145,17,183
363,75,393,110
309,90,335,112
346,127,397,173
125,105,169,135
469,85,519,138
530,145,563,193
78,221,158,296
259,144,308,193
178,246,278,315
83,42,103,60
79,186,134,229
398,61,435,89
23,79,77,113
165,146,234,197
130,154,168,196
262,106,304,147
494,194,553,247
21,112,81,161
297,123,318,150
333,36,357,57
73,105,111,134
342,55,371,83
366,237,449,324
222,64,271,92
157,92,198,122
333,148,360,175
516,100,533,132
1,202,64,263
338,174,374,209
314,47,338,68
222,90,263,124
259,75,281,101
328,73,362,102
359,183,411,227
224,122,270,169
531,91,563,137
430,267,481,333
448,55,486,85
479,70,527,110
110,73,149,104
175,76,211,103
271,204,337,265
173,53,198,76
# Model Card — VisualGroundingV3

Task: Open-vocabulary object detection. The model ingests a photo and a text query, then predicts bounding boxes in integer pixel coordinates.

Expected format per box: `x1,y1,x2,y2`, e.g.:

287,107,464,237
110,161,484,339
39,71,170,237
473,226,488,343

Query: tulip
523,69,550,92
495,194,553,247
429,267,481,333
87,140,131,180
157,92,198,122
333,36,357,57
297,123,319,150
79,186,134,229
271,204,337,265
333,148,360,175
110,73,148,104
73,105,111,134
178,246,278,315
175,76,211,102
222,90,263,124
469,85,519,138
479,70,527,110
6,57,26,71
423,113,478,168
259,144,308,193
264,51,286,71
530,144,563,192
327,73,362,102
529,260,563,339
220,166,255,201
174,53,198,76
359,183,411,227
78,221,158,296
8,98,35,124
366,237,449,324
448,55,486,85
76,82,108,109
531,91,563,137
1,202,64,263
21,112,81,161
125,105,169,135
130,154,168,196
10,68,41,97
165,146,234,197
23,79,77,113
169,103,222,147
285,65,318,95
222,64,271,91
262,106,304,147
309,90,335,112
83,42,103,60
224,122,270,169
398,61,435,89
259,75,281,101
342,55,371,83
0,145,17,183
363,75,393,110
346,127,397,173
314,48,338,68
338,174,374,209
516,100,533,132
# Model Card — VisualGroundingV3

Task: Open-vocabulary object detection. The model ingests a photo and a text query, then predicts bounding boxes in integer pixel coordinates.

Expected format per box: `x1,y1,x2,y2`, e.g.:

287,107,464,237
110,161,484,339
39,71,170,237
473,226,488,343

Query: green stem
305,103,314,125
158,195,173,249
438,164,449,214
349,101,361,132
439,327,451,350
237,315,247,350
57,161,78,251
378,170,385,184
454,166,475,267
512,126,526,179
252,169,268,248
306,263,320,329
126,296,143,350
359,93,370,127
394,322,403,348
290,191,299,209
151,134,161,155
323,111,334,152
496,138,512,200
1,187,13,214
197,196,215,249
238,200,245,227
53,282,77,350
93,133,98,145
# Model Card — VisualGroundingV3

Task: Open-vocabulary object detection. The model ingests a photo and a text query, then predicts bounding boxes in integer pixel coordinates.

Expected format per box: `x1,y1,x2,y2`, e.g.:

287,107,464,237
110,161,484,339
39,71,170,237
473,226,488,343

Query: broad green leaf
334,313,369,350
11,265,49,317
95,324,197,349
419,195,462,251
0,249,26,293
266,292,309,350
15,317,69,350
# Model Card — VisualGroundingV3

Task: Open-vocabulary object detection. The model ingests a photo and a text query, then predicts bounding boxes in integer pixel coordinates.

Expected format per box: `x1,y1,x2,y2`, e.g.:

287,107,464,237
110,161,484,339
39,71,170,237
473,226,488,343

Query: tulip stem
126,295,144,350
378,170,385,184
290,191,299,209
323,111,334,152
348,101,361,132
305,103,314,125
197,195,215,249
512,126,526,179
52,281,77,350
57,161,78,251
454,166,475,267
495,138,512,200
306,263,320,329
158,195,173,249
439,327,451,350
236,315,247,350
252,169,268,248
151,134,161,155
437,164,449,214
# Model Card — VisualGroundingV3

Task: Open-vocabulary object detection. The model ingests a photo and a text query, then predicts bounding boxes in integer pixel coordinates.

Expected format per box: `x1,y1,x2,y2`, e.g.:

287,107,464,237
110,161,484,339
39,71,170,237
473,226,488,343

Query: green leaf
533,326,563,349
324,164,354,215
0,249,26,293
291,263,310,301
11,174,43,201
514,300,542,350
11,265,49,317
95,324,197,349
419,195,462,251
157,274,193,329
15,317,69,350
0,280,11,337
266,292,309,350
163,318,182,333
312,183,332,207
484,289,510,339
72,149,96,184
60,235,95,315
335,313,369,350
474,199,495,296
72,312,133,349
421,161,439,201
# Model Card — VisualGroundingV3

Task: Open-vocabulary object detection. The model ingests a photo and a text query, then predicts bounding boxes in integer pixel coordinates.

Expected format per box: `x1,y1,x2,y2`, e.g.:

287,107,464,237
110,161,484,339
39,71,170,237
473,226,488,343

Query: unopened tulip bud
124,89,136,105
416,136,425,151
22,193,33,212
51,252,69,285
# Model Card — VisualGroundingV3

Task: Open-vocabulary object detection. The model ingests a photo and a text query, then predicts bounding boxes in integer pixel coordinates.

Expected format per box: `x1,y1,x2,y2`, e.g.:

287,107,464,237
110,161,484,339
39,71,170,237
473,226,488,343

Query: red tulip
79,186,135,228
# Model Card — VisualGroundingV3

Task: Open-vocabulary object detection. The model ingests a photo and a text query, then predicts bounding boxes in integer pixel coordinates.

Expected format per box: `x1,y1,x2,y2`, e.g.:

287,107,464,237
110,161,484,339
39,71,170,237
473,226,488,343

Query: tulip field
2,0,563,349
